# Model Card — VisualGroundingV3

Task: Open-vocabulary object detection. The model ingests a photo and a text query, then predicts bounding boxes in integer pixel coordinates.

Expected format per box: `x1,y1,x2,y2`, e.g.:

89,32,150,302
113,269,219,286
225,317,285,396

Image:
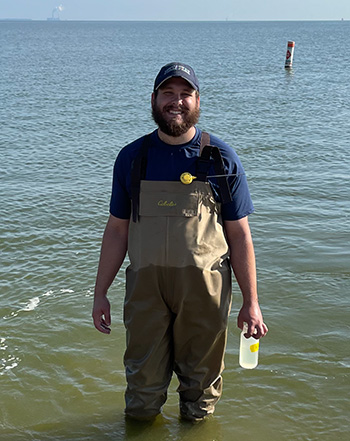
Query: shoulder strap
200,131,210,154
196,132,212,181
196,132,232,204
130,134,152,222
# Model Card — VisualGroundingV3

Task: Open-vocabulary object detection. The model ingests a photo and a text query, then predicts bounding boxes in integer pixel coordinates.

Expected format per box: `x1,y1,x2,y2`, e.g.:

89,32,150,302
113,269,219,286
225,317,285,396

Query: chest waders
124,133,232,421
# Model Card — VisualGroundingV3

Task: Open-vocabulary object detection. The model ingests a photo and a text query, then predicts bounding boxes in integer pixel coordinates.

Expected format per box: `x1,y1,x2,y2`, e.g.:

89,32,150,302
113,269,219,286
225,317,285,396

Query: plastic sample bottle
239,323,259,369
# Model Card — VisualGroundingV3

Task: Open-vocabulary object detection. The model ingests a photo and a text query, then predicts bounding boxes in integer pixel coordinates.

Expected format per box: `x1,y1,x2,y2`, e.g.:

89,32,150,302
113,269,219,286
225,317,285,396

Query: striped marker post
285,41,295,68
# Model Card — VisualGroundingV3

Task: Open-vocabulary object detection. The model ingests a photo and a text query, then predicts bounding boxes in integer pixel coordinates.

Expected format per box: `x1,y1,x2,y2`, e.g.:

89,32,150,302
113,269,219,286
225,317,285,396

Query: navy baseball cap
154,62,199,92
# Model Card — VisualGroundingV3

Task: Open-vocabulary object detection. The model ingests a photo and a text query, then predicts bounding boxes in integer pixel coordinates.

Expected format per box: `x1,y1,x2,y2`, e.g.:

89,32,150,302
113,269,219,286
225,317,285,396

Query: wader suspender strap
196,132,232,204
130,134,152,222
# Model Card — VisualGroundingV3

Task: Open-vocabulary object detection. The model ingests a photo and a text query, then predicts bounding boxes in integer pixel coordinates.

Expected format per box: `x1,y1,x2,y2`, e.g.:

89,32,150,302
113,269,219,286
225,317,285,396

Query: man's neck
157,127,196,145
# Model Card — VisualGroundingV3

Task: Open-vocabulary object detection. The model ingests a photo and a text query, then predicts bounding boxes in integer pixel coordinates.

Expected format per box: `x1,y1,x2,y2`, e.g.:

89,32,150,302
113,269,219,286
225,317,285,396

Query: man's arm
224,217,268,339
92,214,129,334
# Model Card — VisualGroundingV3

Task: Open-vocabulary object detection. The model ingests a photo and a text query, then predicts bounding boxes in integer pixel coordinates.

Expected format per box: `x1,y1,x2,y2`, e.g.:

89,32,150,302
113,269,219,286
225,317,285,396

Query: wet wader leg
123,266,174,419
171,264,232,421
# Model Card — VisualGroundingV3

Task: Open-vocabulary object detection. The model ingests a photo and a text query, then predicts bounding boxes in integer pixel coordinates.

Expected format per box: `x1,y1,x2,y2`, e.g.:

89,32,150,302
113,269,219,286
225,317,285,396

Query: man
92,62,268,422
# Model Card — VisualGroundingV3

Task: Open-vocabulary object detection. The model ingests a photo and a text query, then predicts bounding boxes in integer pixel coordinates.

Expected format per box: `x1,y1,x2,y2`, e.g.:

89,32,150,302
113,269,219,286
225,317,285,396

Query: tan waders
124,133,232,421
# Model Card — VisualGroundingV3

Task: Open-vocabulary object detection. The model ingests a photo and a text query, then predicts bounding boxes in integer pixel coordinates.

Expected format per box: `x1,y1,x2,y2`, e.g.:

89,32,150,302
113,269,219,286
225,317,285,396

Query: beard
152,101,200,138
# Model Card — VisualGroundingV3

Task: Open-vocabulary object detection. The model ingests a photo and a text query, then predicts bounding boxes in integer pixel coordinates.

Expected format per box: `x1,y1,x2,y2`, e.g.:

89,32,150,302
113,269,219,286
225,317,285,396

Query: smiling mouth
166,108,186,117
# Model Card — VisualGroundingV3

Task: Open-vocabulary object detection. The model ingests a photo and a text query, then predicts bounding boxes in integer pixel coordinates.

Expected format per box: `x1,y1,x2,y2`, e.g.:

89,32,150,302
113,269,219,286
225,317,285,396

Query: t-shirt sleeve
109,151,132,219
209,135,254,221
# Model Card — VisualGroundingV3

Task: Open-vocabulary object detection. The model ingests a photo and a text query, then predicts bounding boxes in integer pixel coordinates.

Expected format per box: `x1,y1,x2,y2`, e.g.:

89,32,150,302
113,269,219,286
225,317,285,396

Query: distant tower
47,5,63,21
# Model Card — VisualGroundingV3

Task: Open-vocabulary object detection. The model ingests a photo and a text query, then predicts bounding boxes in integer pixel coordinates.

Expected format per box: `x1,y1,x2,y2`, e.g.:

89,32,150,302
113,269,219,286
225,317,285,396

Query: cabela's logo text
158,200,177,207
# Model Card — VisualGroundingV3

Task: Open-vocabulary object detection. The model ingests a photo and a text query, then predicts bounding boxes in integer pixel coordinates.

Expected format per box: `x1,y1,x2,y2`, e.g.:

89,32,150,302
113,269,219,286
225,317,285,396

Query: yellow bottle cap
180,172,197,185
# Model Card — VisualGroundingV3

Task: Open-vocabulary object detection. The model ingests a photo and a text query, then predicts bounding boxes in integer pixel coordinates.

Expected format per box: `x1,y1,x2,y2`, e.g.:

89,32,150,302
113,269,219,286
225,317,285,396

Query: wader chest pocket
139,192,199,217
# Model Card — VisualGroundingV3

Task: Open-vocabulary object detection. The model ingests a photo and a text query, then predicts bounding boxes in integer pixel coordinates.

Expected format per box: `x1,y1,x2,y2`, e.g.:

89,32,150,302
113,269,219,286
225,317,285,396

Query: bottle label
250,342,259,353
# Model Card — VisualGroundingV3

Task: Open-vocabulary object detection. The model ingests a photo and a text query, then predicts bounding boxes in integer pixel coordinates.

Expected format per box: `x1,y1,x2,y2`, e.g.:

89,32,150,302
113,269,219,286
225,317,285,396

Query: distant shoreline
0,18,348,23
1,18,33,21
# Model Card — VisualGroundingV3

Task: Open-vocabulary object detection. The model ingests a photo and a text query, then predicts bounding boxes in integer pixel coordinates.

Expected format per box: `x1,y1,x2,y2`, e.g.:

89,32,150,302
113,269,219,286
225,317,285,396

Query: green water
1,20,349,440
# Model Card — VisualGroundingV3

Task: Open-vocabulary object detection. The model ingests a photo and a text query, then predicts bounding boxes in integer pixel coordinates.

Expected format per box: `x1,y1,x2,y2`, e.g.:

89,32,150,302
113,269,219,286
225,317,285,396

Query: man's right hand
92,215,129,334
92,295,111,334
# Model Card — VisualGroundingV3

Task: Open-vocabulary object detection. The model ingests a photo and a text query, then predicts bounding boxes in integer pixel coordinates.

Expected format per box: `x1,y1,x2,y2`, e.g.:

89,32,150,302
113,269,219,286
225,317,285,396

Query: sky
0,0,349,21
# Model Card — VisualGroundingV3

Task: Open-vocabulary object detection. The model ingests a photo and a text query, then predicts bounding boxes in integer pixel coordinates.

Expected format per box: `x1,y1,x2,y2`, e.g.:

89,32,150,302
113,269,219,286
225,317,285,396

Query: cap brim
155,74,198,91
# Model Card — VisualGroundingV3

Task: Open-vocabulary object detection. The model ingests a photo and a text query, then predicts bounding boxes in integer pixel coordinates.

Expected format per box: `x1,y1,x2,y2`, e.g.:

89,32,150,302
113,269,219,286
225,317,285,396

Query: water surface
1,20,349,440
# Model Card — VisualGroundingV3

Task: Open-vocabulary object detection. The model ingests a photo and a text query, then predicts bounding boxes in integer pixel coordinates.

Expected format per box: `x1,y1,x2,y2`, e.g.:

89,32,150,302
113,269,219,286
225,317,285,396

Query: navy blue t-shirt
110,128,254,221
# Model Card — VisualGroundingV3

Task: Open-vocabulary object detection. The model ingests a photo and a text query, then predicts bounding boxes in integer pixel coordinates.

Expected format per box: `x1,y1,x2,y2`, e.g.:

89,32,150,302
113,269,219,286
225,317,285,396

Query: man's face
151,77,200,138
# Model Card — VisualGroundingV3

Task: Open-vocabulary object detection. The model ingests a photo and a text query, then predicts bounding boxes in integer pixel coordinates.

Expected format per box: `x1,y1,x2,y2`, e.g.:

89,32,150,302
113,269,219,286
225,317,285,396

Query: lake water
0,20,349,441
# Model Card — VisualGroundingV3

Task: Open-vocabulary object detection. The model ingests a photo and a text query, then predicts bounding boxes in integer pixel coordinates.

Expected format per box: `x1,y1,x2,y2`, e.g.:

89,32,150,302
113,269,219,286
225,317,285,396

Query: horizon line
0,18,348,22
